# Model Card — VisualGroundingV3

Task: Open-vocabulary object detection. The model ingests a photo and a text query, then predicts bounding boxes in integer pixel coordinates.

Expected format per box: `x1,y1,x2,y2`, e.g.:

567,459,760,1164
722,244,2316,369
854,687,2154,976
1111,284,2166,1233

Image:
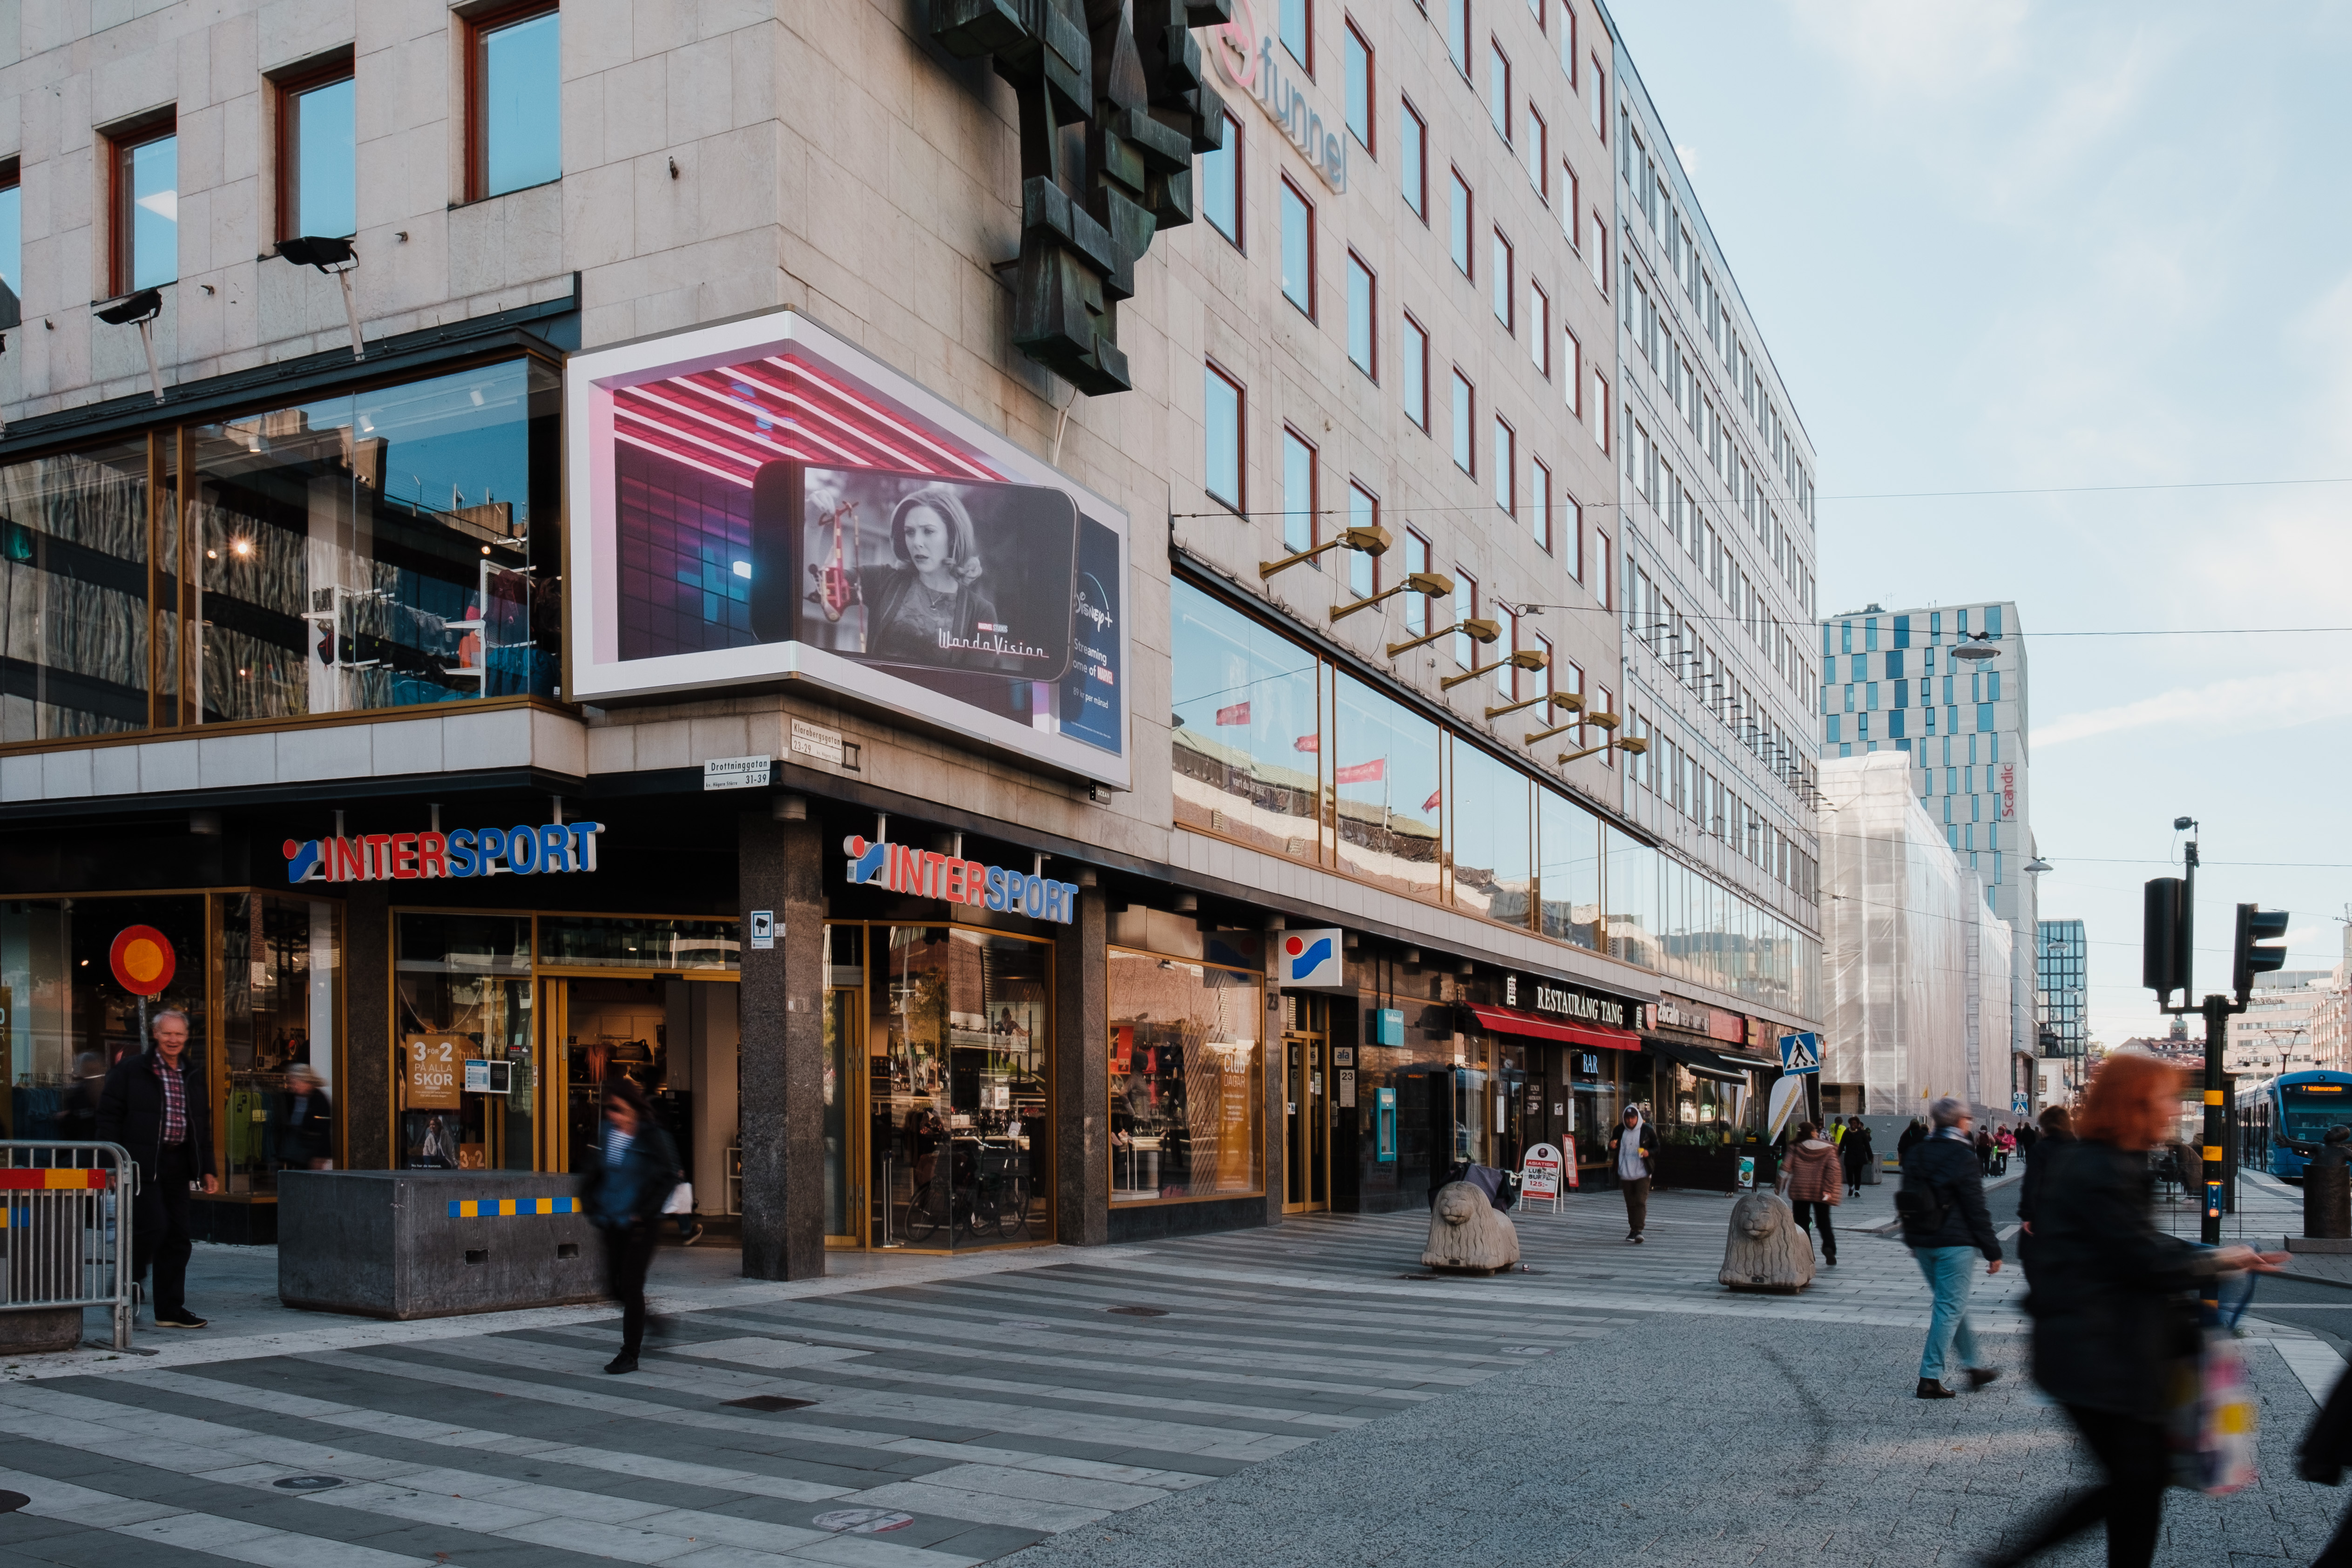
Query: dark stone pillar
739,811,825,1280
1263,936,1285,1228
1054,884,1109,1245
342,884,392,1172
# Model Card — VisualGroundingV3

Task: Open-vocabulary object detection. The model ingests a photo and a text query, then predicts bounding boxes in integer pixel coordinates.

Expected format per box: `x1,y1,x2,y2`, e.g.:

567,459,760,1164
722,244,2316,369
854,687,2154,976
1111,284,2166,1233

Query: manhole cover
272,1476,343,1492
723,1395,813,1413
812,1508,914,1534
1106,1305,1168,1318
0,1490,28,1514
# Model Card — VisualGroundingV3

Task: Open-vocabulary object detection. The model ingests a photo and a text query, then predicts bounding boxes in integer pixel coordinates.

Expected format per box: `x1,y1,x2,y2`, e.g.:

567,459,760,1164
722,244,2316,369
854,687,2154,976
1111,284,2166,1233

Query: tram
2239,1070,2352,1180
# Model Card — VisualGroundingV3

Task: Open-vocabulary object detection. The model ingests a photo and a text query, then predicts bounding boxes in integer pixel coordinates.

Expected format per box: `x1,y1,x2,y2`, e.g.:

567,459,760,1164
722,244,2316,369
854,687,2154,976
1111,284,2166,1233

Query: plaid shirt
157,1054,188,1144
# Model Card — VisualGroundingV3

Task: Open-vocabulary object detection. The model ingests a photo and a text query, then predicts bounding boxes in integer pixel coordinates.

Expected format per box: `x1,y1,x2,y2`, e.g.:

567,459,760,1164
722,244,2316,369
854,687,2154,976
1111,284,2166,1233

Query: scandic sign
844,836,1080,925
284,821,607,883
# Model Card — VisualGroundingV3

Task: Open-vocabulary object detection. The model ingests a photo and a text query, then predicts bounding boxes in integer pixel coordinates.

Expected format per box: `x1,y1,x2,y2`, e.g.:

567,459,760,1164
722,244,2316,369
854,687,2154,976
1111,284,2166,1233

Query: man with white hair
95,1009,218,1329
1896,1095,2004,1399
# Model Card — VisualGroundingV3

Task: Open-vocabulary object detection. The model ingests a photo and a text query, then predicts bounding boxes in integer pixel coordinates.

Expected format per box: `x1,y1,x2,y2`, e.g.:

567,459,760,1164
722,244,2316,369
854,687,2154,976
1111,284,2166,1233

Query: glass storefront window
1332,669,1441,900
0,439,155,742
1537,786,1601,948
1605,827,1661,970
394,912,534,1169
1660,1061,1748,1145
1449,740,1530,926
1170,581,1323,860
869,926,1051,1249
183,358,560,723
1107,949,1264,1203
539,915,739,971
216,893,341,1192
0,896,207,1142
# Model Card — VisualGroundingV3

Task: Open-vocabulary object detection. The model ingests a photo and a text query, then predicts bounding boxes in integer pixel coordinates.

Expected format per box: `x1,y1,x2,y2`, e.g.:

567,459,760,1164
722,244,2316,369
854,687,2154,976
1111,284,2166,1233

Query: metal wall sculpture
933,0,1232,397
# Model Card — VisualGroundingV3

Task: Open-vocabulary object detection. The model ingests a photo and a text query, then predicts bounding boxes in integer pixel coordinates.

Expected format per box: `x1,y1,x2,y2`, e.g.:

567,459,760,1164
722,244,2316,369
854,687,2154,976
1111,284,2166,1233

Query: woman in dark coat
581,1079,681,1376
1986,1054,2281,1568
1840,1118,1873,1197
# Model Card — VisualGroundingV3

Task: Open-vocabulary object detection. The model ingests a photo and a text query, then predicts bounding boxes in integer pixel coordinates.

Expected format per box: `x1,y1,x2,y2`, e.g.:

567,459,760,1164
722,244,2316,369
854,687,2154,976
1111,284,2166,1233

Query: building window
1282,427,1318,554
1589,212,1608,291
1561,3,1577,82
1281,0,1312,71
1446,0,1469,71
1530,457,1551,552
0,162,20,325
109,115,178,294
1453,572,1479,667
1564,326,1581,412
1449,170,1473,274
1590,57,1605,136
1488,42,1512,140
1496,602,1521,698
1201,110,1243,246
1451,370,1474,473
468,1,561,202
276,59,356,243
1347,250,1376,377
1348,482,1379,596
1592,372,1609,451
1597,685,1615,764
1595,530,1610,609
1405,528,1432,633
1401,98,1427,217
1493,418,1514,515
1279,178,1315,316
1492,229,1513,327
1344,18,1373,149
1529,280,1549,374
1563,164,1581,244
1527,107,1548,197
1204,362,1244,510
1402,312,1430,427
1108,950,1265,1205
1564,490,1583,581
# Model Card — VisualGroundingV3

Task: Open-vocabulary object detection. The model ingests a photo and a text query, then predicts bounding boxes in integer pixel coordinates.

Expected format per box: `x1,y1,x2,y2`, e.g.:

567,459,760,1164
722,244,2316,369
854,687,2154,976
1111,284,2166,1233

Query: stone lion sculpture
1422,1180,1521,1273
1719,1189,1815,1293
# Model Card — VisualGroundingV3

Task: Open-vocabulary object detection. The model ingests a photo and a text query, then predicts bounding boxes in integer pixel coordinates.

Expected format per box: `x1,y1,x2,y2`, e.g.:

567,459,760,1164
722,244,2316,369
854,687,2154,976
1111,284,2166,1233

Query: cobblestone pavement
1,1179,2344,1568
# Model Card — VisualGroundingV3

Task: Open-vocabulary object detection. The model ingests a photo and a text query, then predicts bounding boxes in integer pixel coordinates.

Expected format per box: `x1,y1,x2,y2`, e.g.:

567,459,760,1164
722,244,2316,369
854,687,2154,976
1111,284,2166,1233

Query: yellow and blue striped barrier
446,1196,581,1218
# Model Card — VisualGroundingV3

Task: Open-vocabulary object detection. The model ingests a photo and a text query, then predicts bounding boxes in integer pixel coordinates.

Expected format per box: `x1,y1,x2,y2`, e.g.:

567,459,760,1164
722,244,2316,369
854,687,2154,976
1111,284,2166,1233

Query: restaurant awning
1646,1038,1769,1084
1463,1003,1642,1052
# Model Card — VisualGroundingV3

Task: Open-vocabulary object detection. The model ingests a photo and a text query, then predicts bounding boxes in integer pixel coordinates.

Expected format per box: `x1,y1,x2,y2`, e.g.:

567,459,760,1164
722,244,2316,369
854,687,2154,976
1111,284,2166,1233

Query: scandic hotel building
0,0,1821,1269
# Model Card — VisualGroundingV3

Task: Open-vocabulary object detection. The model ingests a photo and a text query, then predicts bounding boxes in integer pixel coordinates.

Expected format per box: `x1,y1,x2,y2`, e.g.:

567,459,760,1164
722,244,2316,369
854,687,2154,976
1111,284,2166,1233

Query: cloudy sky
1610,0,2352,1045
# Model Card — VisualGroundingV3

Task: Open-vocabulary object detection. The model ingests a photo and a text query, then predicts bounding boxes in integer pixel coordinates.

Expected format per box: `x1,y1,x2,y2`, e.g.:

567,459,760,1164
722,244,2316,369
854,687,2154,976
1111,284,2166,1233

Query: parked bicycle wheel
905,1183,940,1243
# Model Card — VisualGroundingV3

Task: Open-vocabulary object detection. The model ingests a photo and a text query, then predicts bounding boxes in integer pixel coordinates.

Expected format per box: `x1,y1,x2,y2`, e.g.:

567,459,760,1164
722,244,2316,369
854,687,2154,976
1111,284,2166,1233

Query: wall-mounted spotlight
278,237,365,359
1521,692,1590,744
1330,568,1453,623
1261,522,1390,581
94,289,166,402
1558,732,1647,767
1441,645,1547,692
1389,615,1496,660
1487,687,1579,722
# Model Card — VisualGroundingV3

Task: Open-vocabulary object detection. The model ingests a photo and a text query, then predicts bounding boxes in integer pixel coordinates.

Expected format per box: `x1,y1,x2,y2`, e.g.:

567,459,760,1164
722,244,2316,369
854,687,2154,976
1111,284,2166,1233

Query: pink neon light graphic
766,358,1000,481
613,428,754,488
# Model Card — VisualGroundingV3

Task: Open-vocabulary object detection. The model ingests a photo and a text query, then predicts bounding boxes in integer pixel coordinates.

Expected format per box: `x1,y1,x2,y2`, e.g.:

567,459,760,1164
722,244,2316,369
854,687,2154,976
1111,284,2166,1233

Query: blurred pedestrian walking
1984,1054,2281,1568
2016,1104,2073,1283
2298,1358,2352,1566
1842,1117,1874,1197
582,1078,680,1375
1898,1095,2003,1399
1781,1121,1842,1267
1898,1118,1927,1161
1609,1106,1656,1244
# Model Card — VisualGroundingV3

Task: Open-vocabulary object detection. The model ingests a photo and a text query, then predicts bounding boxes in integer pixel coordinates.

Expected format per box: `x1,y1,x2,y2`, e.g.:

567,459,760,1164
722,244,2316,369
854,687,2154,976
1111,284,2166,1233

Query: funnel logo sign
1281,927,1347,990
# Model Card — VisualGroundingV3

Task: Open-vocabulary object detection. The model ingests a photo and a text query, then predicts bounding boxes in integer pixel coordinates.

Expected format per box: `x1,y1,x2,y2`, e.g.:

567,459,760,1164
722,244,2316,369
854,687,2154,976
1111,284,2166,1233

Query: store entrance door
1284,994,1329,1213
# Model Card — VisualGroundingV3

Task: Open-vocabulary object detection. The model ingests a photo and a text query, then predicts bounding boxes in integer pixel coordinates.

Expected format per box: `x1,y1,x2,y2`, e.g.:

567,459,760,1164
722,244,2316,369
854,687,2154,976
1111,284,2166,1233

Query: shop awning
1464,1003,1642,1052
1646,1038,1765,1083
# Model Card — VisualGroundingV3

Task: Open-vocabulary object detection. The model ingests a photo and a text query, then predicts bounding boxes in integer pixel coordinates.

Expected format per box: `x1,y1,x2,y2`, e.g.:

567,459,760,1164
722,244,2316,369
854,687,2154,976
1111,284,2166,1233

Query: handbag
2169,1276,2260,1494
662,1181,694,1215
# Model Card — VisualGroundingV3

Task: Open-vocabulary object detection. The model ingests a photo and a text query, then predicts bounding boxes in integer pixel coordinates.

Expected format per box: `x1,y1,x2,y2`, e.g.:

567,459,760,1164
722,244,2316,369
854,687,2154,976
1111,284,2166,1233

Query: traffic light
2233,903,2291,1001
2143,876,2189,1004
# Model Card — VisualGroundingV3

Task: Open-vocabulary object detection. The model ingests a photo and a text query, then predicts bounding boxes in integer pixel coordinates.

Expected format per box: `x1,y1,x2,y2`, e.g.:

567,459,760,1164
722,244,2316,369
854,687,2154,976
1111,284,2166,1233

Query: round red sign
109,925,177,997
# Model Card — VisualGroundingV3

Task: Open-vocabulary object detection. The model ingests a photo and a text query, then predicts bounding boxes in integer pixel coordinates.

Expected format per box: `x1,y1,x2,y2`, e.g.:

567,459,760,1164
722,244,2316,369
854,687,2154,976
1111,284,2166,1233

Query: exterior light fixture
1950,632,1998,662
1487,688,1580,722
1441,645,1547,691
1259,522,1390,581
2024,856,2052,874
1389,615,1496,660
1556,734,1646,766
277,236,365,360
94,288,166,402
1521,693,1590,743
1330,568,1453,623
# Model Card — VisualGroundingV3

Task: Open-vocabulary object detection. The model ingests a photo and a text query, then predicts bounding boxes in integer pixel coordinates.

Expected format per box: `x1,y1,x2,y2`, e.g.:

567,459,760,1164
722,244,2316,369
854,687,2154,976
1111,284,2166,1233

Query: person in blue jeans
1898,1095,2003,1399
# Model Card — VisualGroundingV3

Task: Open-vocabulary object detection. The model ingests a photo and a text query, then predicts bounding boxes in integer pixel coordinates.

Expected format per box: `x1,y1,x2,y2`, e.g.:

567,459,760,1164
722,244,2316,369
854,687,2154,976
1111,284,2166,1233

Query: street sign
750,911,776,950
2012,1092,2028,1115
1778,1032,1820,1075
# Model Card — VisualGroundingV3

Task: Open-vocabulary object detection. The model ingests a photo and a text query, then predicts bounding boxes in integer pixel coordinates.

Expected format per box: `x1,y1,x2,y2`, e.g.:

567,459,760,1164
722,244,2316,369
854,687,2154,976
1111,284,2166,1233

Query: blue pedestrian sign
1778,1032,1820,1075
2012,1093,2029,1115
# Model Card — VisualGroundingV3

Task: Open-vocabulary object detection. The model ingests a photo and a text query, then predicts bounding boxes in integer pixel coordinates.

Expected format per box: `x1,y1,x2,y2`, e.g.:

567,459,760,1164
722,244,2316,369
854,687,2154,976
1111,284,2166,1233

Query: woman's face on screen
902,506,951,576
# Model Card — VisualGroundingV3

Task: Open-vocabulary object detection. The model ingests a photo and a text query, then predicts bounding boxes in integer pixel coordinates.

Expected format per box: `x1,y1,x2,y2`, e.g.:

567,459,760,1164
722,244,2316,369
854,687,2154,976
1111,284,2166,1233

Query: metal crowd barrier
1,1141,137,1351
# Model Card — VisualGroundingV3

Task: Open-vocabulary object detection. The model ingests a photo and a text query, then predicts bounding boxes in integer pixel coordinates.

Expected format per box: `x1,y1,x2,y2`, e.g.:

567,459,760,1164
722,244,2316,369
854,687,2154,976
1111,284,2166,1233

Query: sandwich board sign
1521,1143,1565,1212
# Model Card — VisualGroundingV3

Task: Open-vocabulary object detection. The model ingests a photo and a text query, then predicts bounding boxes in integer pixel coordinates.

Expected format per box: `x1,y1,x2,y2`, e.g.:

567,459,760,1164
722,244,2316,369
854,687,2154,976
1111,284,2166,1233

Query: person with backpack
1899,1096,2004,1399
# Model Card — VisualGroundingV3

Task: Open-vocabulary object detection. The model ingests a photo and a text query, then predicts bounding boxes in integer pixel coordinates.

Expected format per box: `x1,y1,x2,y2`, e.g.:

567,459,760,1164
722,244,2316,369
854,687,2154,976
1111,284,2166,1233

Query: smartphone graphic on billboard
750,461,1079,683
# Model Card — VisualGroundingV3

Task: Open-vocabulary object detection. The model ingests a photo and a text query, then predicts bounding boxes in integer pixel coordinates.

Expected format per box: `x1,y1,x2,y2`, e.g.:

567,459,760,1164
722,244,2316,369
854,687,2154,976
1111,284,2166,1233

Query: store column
344,884,392,1171
1054,877,1108,1245
739,803,825,1279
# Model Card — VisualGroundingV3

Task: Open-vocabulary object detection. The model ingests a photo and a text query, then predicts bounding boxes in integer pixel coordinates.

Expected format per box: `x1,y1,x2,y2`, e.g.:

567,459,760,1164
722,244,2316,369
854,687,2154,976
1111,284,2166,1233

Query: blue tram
2240,1070,2352,1180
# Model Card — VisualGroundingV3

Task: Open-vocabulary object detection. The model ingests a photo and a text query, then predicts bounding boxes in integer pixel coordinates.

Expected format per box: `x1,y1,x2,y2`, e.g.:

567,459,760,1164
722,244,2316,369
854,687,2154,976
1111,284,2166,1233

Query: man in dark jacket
1607,1106,1659,1244
1899,1095,2003,1399
265,1063,334,1173
94,1009,217,1329
581,1080,681,1375
2016,1104,2072,1283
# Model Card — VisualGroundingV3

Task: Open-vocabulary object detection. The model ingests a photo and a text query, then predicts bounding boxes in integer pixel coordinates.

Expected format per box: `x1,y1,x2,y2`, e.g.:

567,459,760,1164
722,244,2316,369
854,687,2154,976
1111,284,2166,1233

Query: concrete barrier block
279,1170,605,1320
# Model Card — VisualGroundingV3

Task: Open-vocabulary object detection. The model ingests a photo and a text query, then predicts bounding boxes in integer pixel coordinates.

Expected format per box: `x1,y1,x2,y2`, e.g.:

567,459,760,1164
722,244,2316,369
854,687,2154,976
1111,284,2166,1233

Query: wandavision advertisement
567,312,1129,784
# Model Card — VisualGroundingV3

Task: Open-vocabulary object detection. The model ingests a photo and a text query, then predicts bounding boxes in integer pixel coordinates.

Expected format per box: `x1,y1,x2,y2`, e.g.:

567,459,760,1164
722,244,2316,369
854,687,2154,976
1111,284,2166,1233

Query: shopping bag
662,1181,694,1215
2167,1276,2260,1494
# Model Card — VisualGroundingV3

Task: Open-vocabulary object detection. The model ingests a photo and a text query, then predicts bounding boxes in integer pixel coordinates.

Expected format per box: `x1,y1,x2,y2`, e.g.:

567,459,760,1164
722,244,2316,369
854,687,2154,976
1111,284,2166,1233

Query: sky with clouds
1609,0,2352,1046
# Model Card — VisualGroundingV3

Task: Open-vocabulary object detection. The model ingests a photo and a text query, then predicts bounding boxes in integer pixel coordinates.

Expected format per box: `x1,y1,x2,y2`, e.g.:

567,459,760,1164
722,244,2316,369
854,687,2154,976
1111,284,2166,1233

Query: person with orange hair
1983,1052,2282,1568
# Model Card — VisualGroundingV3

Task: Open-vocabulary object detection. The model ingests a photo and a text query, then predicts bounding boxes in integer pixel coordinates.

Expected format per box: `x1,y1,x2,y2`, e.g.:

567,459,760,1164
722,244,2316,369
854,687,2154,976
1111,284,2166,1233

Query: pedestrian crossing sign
1778,1032,1820,1075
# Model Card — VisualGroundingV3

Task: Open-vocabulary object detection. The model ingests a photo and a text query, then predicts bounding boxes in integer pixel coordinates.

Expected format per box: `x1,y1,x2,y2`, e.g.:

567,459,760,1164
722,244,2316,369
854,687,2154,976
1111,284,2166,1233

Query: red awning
1464,1003,1642,1052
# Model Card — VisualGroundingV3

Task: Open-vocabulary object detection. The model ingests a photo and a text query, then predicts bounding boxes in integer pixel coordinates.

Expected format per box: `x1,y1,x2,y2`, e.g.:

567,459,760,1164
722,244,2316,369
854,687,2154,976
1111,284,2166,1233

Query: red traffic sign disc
109,926,177,996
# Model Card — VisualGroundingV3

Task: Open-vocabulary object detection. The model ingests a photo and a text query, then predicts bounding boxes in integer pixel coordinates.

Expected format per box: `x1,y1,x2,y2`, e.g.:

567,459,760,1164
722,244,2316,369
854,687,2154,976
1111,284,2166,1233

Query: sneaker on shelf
152,1308,209,1329
1916,1378,1955,1400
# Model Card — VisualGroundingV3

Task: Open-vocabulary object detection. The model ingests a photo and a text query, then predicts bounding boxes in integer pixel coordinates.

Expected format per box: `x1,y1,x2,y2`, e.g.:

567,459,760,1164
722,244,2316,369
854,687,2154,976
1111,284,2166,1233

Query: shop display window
393,911,533,1169
1660,1060,1748,1146
216,893,341,1192
1331,670,1441,899
540,914,739,971
0,896,207,1142
1449,741,1530,926
868,926,1051,1249
0,439,156,741
1537,786,1602,948
560,976,676,1176
1567,1048,1622,1174
1107,949,1264,1203
1169,581,1323,860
